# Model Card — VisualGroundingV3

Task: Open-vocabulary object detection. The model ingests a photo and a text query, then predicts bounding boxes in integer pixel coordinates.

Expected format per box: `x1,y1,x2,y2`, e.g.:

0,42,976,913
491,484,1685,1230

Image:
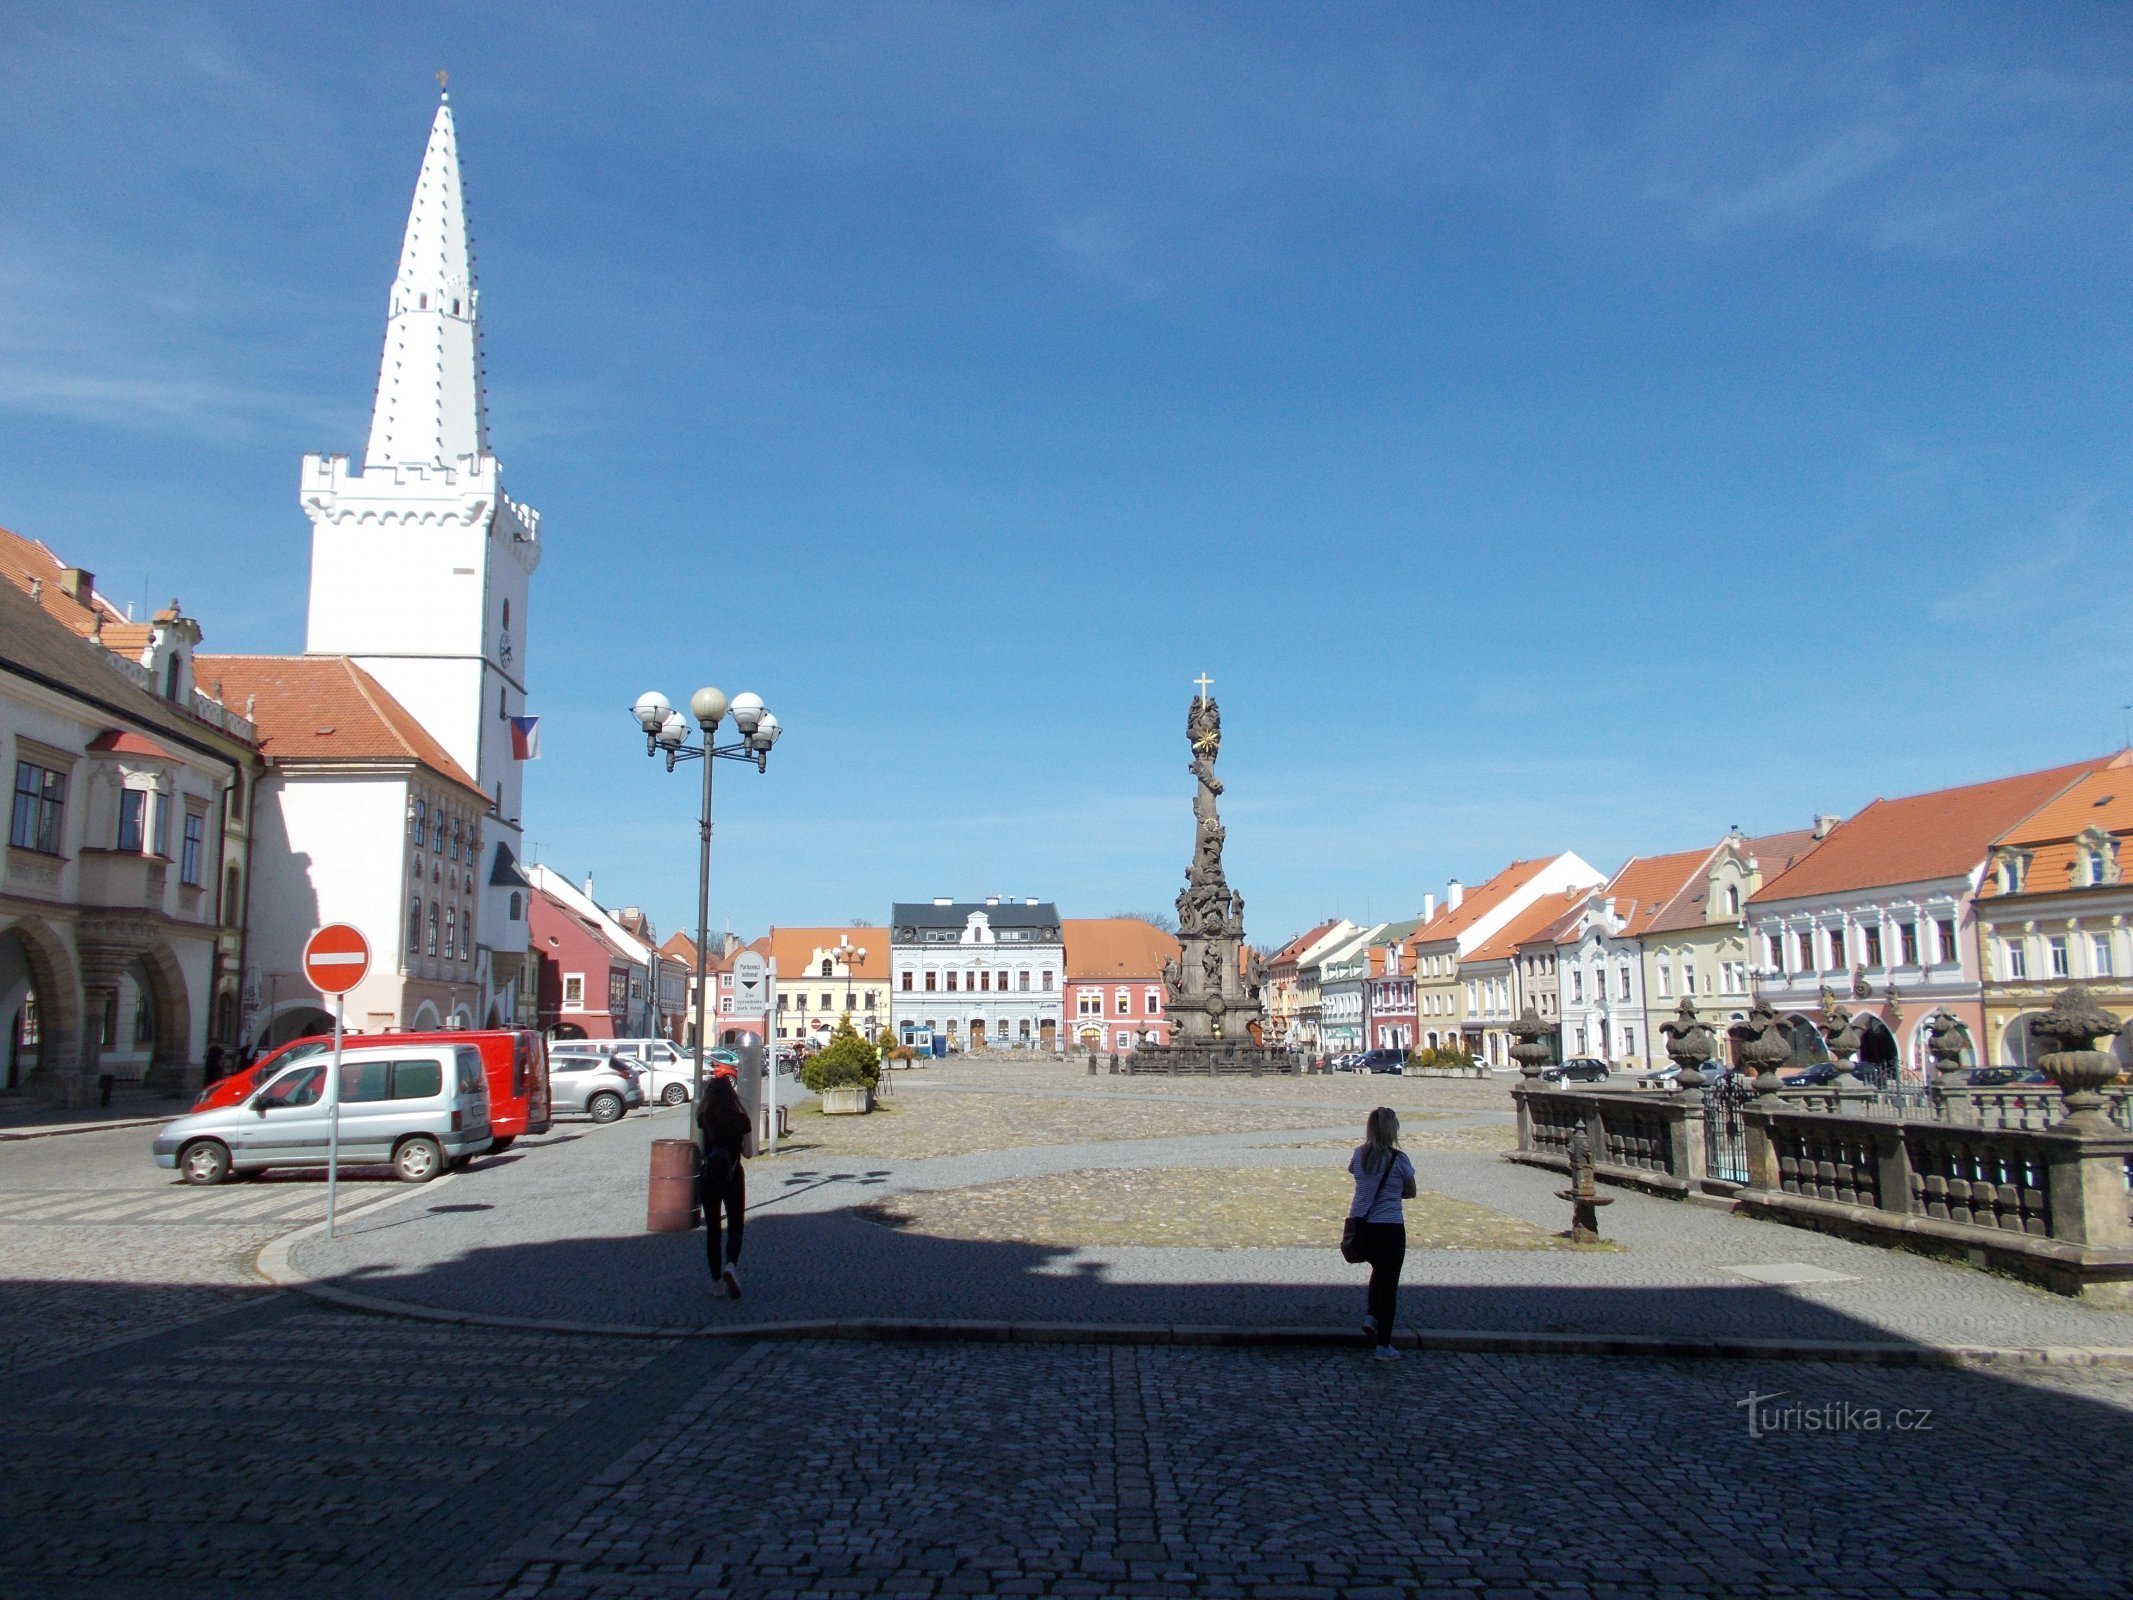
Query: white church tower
300,87,540,1026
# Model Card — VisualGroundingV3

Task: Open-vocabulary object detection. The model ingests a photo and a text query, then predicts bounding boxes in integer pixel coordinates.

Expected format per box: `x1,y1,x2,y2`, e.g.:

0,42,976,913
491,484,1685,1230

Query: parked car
1544,1057,1610,1084
195,1030,549,1152
547,1052,645,1122
1965,1067,2052,1087
1358,1048,1407,1075
154,1044,491,1185
1778,1063,1838,1087
1329,1052,1366,1072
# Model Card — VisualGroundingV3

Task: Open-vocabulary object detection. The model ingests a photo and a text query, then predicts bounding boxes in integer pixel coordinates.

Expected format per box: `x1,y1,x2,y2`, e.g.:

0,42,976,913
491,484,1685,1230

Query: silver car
152,1045,492,1185
547,1053,643,1123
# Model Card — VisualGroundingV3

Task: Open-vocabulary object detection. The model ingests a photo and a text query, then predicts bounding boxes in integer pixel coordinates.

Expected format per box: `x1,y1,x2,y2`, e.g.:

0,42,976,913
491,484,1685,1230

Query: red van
195,1029,550,1148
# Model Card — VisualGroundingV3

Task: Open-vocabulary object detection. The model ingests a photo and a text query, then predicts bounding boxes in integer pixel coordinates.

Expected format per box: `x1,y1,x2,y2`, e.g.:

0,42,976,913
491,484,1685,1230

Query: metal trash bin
647,1138,699,1233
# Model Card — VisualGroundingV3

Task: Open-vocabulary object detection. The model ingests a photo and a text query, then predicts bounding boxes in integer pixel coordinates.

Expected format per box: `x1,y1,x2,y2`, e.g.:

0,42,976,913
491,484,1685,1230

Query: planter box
820,1086,873,1116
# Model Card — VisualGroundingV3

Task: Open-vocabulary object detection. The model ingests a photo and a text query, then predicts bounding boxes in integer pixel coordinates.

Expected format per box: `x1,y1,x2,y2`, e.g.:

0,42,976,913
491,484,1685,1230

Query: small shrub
801,1015,881,1092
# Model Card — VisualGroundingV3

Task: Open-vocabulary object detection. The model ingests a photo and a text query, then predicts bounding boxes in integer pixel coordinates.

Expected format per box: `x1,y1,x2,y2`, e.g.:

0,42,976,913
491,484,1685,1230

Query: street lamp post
836,933,868,1030
632,687,781,1104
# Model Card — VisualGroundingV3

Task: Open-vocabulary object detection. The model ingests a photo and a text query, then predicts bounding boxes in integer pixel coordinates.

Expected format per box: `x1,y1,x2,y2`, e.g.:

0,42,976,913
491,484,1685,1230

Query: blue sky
4,3,2130,947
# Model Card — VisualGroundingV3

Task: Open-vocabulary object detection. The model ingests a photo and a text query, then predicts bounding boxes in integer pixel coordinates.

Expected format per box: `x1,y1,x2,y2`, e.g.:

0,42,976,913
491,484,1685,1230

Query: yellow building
770,925,890,1049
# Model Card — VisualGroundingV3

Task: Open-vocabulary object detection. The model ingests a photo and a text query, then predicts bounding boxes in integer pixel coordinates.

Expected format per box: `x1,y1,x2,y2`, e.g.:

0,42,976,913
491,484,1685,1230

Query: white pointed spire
364,90,489,469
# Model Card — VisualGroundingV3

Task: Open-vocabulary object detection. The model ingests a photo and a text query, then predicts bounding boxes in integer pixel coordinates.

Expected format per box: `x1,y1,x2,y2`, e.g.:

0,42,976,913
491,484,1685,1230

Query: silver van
152,1044,492,1185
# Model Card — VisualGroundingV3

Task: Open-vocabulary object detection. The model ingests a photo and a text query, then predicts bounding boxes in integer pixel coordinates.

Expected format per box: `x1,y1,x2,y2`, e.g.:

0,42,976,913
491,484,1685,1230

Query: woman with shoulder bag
696,1075,752,1299
1343,1106,1417,1361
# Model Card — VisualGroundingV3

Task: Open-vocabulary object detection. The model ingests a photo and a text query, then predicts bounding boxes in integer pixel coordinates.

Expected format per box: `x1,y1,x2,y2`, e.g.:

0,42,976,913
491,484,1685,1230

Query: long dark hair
705,1075,744,1118
1361,1106,1401,1173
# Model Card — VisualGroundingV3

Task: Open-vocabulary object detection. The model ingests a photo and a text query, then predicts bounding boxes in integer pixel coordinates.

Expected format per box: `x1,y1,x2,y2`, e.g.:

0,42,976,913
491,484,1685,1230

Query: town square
4,5,2133,1598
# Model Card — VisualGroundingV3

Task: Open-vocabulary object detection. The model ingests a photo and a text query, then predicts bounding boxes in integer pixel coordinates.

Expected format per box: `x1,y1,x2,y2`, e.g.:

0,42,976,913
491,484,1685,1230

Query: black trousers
701,1149,746,1273
1356,1221,1406,1345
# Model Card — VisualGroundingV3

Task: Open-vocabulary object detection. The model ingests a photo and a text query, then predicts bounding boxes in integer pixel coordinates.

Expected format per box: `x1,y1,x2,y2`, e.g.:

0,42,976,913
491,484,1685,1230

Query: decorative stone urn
1923,1011,1973,1090
2030,985,2124,1133
1817,989,1869,1095
820,1085,873,1116
1729,1002,1791,1096
1659,997,1714,1092
1506,1005,1556,1085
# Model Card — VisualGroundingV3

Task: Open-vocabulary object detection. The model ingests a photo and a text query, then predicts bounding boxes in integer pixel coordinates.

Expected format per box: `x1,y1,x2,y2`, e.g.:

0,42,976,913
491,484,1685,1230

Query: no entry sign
302,923,371,996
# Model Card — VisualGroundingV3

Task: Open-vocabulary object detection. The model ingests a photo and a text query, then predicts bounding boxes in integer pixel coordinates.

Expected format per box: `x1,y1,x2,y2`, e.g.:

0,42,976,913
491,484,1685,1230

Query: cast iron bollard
647,1138,699,1233
1108,1051,1121,1074
1556,1125,1612,1244
1087,1051,1098,1076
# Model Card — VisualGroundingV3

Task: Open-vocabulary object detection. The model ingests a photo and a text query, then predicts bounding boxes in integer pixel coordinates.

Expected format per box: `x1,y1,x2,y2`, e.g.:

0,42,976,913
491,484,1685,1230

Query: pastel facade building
1264,921,1345,1048
1974,764,2133,1070
890,898,1064,1052
771,926,890,1048
3,572,260,1101
1062,918,1181,1054
1748,759,2113,1078
1461,891,1585,1068
1314,923,1384,1054
1363,918,1425,1051
1410,855,1606,1058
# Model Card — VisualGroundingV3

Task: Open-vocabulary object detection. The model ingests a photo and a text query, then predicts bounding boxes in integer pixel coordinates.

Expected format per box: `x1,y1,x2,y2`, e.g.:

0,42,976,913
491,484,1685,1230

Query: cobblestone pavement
292,1098,2133,1349
453,1339,2133,1600
0,1118,426,1375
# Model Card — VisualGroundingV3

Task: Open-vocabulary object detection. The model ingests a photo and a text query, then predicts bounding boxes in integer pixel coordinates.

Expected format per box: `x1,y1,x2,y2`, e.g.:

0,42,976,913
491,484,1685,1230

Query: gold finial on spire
437,69,449,95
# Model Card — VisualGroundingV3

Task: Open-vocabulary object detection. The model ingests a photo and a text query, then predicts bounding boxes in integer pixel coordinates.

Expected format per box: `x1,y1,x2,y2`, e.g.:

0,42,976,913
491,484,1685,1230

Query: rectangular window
1573,1025,1586,1054
1656,964,1672,1000
1623,1025,1636,1057
777,992,788,1011
946,971,958,992
2048,935,2069,978
180,810,206,886
609,971,629,1014
1042,970,1054,990
563,974,585,1007
1898,922,1919,966
1863,926,1883,969
1115,988,1130,1015
117,789,146,852
1019,971,1031,991
10,760,67,853
1079,991,1101,1016
1935,917,1958,965
1825,927,1846,970
925,971,937,992
2093,934,2115,977
1684,961,1699,995
2002,940,2027,980
1616,966,1632,1001
901,971,913,991
1569,970,1584,1003
151,791,171,857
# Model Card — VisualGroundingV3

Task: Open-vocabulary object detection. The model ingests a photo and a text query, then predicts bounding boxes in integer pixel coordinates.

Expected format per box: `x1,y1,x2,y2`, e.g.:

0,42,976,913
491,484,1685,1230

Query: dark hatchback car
1358,1049,1407,1074
1544,1057,1610,1084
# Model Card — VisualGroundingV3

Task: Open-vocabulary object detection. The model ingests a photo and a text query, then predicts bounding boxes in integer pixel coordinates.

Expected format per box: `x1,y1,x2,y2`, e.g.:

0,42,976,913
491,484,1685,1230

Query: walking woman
696,1075,752,1299
1347,1106,1416,1360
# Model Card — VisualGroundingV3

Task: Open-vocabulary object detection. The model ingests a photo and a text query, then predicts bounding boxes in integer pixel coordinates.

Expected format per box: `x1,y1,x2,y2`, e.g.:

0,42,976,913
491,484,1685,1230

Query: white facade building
299,91,540,1029
890,898,1064,1052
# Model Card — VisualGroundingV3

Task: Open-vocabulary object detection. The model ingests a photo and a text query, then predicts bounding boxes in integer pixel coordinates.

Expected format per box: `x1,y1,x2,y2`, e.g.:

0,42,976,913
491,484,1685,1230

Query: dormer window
1724,885,1741,916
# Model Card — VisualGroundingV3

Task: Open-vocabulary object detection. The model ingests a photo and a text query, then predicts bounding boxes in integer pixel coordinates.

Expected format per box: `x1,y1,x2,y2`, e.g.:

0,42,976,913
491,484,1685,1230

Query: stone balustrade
1510,1081,2133,1301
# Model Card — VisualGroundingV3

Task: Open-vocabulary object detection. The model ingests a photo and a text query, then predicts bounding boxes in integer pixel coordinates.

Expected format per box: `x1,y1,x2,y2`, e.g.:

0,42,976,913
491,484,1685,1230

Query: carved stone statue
1161,678,1264,1050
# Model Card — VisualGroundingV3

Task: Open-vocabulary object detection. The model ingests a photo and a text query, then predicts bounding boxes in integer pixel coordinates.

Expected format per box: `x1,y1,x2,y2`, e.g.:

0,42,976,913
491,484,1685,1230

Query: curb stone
255,1230,2133,1368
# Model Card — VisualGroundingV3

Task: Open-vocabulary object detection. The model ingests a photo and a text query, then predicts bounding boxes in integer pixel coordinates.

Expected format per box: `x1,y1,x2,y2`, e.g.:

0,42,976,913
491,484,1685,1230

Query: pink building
529,883,635,1040
1062,918,1180,1054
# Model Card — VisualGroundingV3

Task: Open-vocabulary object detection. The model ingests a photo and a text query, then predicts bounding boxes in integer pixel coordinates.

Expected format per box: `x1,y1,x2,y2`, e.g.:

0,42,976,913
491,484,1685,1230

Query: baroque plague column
1162,679,1268,1050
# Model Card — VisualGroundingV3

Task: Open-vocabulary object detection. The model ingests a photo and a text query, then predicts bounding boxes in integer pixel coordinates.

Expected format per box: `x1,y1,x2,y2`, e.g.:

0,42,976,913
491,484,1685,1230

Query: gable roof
1755,759,2113,903
1645,827,1824,934
197,653,484,798
1981,766,2133,898
1269,920,1342,970
0,579,253,764
769,926,891,982
1599,846,1722,940
1467,889,1589,965
1412,857,1557,946
1062,919,1182,980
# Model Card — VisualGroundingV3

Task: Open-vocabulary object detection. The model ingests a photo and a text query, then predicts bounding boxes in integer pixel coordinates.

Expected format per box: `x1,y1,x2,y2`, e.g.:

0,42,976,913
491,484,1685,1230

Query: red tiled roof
1063,918,1183,981
1599,847,1721,939
1755,759,2115,902
1269,920,1341,970
1644,827,1824,934
768,927,890,982
1468,889,1588,964
1412,858,1557,945
0,524,129,634
1981,766,2133,898
197,654,485,798
85,729,179,760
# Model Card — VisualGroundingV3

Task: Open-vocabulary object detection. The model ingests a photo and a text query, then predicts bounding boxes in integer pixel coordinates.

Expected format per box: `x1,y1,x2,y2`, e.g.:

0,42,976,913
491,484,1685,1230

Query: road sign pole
766,975,778,1155
326,992,343,1240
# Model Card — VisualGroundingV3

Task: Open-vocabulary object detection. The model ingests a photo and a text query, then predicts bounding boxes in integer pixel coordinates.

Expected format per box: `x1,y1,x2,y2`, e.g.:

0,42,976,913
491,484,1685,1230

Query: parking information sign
300,923,368,1239
731,951,768,1016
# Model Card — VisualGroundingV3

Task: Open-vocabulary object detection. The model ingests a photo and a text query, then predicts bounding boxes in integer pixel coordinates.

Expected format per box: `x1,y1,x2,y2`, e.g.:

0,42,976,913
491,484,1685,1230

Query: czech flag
508,715,541,760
